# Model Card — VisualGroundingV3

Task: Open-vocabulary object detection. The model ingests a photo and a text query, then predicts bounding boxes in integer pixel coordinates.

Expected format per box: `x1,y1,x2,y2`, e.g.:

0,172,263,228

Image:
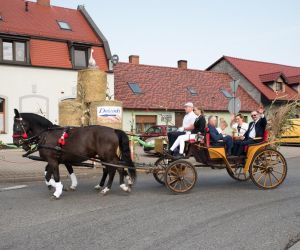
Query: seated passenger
232,107,267,156
169,107,206,158
230,113,249,137
216,119,228,137
168,102,197,150
208,116,233,155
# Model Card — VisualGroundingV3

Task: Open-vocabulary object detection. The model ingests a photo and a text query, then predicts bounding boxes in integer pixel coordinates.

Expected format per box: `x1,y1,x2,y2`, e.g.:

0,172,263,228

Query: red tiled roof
208,56,300,101
114,63,259,112
30,39,72,68
288,75,300,85
0,0,100,44
259,72,284,83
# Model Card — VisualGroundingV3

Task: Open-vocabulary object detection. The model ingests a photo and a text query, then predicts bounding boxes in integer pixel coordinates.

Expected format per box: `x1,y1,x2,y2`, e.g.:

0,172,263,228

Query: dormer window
275,81,283,92
128,82,143,95
187,86,198,96
57,21,72,31
0,37,29,64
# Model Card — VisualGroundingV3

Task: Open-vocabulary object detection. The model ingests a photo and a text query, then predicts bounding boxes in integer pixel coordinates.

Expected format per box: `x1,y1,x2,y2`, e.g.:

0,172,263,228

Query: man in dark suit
233,107,267,156
208,116,233,155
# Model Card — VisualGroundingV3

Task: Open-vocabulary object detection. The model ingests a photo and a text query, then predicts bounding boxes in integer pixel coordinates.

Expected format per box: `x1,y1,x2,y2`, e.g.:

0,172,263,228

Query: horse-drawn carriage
12,109,287,198
151,130,287,194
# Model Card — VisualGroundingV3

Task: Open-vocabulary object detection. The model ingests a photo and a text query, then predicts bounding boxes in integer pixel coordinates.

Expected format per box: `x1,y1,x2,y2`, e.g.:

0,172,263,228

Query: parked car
281,118,300,145
139,125,177,153
139,125,177,141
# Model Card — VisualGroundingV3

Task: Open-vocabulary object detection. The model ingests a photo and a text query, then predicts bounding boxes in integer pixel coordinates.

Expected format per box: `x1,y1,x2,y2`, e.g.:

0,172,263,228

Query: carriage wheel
249,149,287,189
153,157,170,185
226,164,250,182
165,160,197,194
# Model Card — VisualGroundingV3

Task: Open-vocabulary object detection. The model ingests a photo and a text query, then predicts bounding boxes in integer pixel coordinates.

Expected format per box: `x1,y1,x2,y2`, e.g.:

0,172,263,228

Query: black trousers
168,131,186,150
233,138,260,156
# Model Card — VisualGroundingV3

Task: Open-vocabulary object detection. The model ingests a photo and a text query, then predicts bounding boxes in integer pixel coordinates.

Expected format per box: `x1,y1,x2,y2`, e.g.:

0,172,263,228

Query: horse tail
114,129,136,182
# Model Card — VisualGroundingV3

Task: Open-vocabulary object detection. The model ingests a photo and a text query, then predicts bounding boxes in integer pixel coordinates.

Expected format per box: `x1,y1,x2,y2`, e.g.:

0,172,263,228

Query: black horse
13,109,136,198
13,112,81,190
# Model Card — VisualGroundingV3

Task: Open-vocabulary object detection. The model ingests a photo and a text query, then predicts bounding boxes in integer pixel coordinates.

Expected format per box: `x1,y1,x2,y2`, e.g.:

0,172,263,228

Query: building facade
0,0,112,142
207,56,300,107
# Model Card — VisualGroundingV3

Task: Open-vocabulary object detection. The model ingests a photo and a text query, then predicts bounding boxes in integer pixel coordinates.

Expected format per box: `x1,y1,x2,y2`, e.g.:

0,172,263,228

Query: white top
248,122,256,139
216,127,226,137
248,115,264,138
232,122,249,136
182,111,197,130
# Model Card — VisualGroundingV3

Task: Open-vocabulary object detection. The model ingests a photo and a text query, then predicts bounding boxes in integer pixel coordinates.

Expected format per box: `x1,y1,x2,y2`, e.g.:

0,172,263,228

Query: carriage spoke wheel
165,160,197,194
227,164,250,182
153,157,170,185
250,149,287,189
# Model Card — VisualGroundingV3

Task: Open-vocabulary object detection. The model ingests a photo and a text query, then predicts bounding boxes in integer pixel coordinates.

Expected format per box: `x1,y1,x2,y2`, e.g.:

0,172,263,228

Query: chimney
129,55,139,65
37,0,51,7
178,60,187,69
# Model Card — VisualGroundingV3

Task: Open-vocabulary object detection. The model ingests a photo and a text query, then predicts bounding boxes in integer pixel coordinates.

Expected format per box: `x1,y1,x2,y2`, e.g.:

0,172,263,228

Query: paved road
0,155,300,250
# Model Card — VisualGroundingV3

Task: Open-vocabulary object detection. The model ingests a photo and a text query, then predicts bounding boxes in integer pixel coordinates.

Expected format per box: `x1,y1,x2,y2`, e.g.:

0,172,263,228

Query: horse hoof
100,187,110,195
94,184,102,190
50,195,60,200
70,186,76,191
47,185,52,190
120,184,130,192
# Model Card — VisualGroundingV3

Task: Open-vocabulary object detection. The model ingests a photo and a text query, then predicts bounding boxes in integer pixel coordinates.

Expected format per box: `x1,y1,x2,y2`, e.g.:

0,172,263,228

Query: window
187,86,198,96
57,21,72,30
1,39,27,63
275,81,283,92
74,48,88,68
0,98,5,133
128,82,143,95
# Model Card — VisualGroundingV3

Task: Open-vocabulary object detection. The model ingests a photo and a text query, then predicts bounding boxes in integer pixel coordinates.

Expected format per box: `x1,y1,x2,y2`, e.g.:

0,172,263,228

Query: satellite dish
219,88,233,99
111,54,119,65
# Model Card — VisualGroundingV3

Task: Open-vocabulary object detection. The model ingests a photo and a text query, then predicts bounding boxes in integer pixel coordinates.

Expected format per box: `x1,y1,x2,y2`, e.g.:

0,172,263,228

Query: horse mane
20,113,55,129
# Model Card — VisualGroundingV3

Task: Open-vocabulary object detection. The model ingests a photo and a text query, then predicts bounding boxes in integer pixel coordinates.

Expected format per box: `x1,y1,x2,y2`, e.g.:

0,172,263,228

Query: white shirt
248,115,264,139
216,127,226,137
182,111,197,130
232,122,249,136
248,122,256,139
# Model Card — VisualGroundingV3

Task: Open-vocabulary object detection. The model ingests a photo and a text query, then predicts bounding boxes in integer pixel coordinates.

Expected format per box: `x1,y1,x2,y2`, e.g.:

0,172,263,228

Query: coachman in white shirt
232,107,267,156
167,102,197,152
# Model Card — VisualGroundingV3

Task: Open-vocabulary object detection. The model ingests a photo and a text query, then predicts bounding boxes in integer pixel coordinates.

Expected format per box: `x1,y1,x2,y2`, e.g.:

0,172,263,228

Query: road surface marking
0,185,28,192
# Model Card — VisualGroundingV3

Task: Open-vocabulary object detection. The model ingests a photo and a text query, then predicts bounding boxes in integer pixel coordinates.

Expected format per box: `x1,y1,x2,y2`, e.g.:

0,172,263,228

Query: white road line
0,185,28,192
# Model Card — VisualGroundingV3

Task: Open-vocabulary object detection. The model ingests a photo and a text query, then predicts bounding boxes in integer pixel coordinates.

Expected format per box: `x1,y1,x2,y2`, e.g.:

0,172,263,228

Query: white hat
184,102,194,108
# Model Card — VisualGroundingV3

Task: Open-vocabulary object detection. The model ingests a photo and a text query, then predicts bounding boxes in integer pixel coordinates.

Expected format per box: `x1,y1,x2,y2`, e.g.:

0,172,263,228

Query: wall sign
97,106,122,124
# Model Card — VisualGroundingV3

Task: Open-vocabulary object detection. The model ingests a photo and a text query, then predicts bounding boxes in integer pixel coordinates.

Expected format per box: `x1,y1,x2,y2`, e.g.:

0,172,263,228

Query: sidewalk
0,146,298,184
0,149,102,183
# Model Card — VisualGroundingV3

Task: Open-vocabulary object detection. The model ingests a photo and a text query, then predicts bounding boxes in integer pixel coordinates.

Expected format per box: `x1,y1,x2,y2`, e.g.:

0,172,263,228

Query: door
175,112,185,127
135,115,157,133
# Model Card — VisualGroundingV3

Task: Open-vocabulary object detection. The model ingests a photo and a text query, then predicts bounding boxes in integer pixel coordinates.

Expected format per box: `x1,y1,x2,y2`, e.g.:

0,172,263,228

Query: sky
52,0,300,69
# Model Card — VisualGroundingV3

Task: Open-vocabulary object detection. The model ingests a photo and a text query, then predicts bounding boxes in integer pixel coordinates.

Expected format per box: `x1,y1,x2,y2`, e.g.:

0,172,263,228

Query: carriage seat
205,127,225,147
243,130,269,152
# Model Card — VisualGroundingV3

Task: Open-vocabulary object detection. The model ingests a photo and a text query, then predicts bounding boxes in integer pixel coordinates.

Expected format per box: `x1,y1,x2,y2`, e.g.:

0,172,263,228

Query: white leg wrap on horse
48,179,57,188
94,184,101,190
120,184,129,192
70,173,78,188
53,182,63,198
100,187,110,194
126,176,133,185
